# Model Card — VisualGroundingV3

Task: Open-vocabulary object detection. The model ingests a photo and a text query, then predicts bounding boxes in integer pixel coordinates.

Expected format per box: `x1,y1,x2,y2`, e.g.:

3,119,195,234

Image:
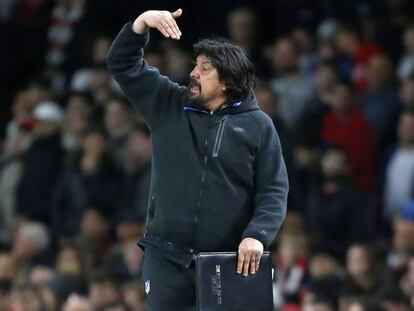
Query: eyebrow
194,60,212,65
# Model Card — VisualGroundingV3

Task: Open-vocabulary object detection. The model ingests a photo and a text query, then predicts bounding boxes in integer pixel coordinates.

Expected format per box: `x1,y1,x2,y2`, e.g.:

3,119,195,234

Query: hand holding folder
195,252,274,311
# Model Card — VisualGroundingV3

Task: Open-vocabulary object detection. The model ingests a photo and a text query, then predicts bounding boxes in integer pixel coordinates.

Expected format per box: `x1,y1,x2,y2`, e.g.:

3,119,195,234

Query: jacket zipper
212,116,228,158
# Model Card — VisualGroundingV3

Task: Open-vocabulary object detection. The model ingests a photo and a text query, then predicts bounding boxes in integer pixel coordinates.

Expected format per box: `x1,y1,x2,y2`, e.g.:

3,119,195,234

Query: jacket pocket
212,116,228,158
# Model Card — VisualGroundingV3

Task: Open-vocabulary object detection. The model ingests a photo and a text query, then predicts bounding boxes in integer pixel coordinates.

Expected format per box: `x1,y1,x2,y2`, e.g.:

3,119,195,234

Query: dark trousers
142,247,196,311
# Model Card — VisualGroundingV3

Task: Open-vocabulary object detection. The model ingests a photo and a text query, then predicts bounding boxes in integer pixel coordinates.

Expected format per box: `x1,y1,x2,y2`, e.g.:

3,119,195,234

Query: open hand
237,238,264,277
133,9,182,39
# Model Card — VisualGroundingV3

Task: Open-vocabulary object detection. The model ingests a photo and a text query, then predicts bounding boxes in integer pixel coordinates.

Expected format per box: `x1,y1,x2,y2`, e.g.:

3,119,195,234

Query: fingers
165,18,181,38
255,253,261,271
250,256,256,275
156,24,171,38
237,252,244,275
237,251,263,276
243,253,251,277
157,17,181,39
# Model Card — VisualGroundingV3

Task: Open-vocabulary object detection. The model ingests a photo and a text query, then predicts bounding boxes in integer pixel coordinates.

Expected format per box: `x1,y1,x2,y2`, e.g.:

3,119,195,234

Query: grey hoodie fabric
106,22,289,267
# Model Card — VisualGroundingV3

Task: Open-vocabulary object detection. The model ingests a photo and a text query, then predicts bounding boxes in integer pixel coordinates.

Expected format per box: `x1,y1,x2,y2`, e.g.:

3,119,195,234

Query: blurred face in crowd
0,287,11,311
12,228,40,260
57,247,82,276
0,254,18,280
30,266,53,288
366,55,393,91
321,149,348,180
315,64,337,96
93,37,111,64
24,83,52,110
103,305,129,311
189,54,227,106
66,95,93,133
104,100,132,136
292,28,314,55
63,295,92,311
398,113,414,146
271,38,299,74
347,302,364,311
81,209,109,240
29,267,56,311
318,41,337,62
126,130,151,161
400,79,414,108
302,301,334,311
123,284,146,311
328,83,353,112
164,46,191,83
256,86,278,118
90,67,112,105
403,27,414,54
227,8,256,48
89,281,119,309
394,219,414,253
309,254,339,279
82,132,107,158
9,287,43,311
346,245,371,278
336,30,358,56
11,90,31,121
278,233,306,266
116,220,145,242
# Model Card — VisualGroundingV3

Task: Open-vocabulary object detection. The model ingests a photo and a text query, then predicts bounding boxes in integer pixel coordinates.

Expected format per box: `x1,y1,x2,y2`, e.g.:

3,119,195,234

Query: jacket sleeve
242,115,289,248
106,22,186,131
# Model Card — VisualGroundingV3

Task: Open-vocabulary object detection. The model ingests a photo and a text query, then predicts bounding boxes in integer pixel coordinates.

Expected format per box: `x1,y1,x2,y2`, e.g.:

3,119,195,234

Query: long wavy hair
193,38,256,101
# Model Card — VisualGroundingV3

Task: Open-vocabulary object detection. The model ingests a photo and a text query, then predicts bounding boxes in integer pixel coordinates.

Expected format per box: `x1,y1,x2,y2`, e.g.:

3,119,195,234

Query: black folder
195,252,273,311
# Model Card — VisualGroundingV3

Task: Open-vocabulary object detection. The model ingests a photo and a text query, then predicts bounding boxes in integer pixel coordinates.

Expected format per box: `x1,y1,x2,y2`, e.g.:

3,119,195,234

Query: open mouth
189,80,201,95
190,85,200,94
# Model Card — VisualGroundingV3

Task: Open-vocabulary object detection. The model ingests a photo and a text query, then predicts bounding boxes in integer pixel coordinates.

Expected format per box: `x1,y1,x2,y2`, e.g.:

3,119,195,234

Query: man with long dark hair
106,9,288,310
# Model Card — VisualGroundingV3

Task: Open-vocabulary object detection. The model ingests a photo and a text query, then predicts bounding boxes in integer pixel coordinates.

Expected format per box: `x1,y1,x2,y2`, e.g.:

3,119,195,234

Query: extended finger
168,17,182,37
255,253,262,272
237,252,244,274
166,18,180,39
156,25,170,38
243,253,251,277
160,21,176,38
250,256,256,274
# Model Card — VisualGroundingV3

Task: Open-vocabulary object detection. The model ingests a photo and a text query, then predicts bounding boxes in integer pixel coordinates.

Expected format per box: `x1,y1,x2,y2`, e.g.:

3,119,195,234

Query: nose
190,66,199,79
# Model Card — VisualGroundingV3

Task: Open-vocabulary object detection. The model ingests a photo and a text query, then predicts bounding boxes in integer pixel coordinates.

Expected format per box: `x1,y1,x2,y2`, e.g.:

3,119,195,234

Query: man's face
271,39,298,74
188,55,226,105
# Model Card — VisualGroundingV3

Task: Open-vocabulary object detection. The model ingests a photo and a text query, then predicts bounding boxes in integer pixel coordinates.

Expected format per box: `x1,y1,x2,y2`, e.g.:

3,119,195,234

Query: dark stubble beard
187,78,205,107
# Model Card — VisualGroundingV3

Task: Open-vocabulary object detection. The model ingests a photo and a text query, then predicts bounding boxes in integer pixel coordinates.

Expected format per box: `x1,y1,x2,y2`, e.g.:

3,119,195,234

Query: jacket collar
183,92,260,116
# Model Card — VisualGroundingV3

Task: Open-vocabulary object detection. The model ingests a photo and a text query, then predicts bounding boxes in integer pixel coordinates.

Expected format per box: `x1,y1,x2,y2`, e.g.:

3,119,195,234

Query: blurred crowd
2,0,414,310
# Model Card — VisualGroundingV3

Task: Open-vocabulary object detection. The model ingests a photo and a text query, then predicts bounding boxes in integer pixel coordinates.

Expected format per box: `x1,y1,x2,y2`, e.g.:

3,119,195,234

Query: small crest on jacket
145,280,151,294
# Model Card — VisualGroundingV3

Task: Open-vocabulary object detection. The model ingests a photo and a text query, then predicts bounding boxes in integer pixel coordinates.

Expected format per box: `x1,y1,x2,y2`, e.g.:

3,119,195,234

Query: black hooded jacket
106,22,289,267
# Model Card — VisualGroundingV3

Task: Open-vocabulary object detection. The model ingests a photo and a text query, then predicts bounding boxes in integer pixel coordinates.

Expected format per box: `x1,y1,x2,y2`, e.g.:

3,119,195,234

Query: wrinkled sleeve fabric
106,22,186,131
242,114,289,248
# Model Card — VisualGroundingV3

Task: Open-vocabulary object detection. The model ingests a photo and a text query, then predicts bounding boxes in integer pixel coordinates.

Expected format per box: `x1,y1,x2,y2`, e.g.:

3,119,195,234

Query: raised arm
106,9,186,131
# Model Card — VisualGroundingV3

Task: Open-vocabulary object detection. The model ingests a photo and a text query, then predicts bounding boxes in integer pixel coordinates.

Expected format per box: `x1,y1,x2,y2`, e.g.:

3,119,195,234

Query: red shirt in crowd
322,105,377,192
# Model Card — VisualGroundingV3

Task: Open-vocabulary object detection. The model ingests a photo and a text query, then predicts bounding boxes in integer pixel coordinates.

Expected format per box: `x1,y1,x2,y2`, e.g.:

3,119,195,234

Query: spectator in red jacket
335,27,383,92
322,80,377,192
